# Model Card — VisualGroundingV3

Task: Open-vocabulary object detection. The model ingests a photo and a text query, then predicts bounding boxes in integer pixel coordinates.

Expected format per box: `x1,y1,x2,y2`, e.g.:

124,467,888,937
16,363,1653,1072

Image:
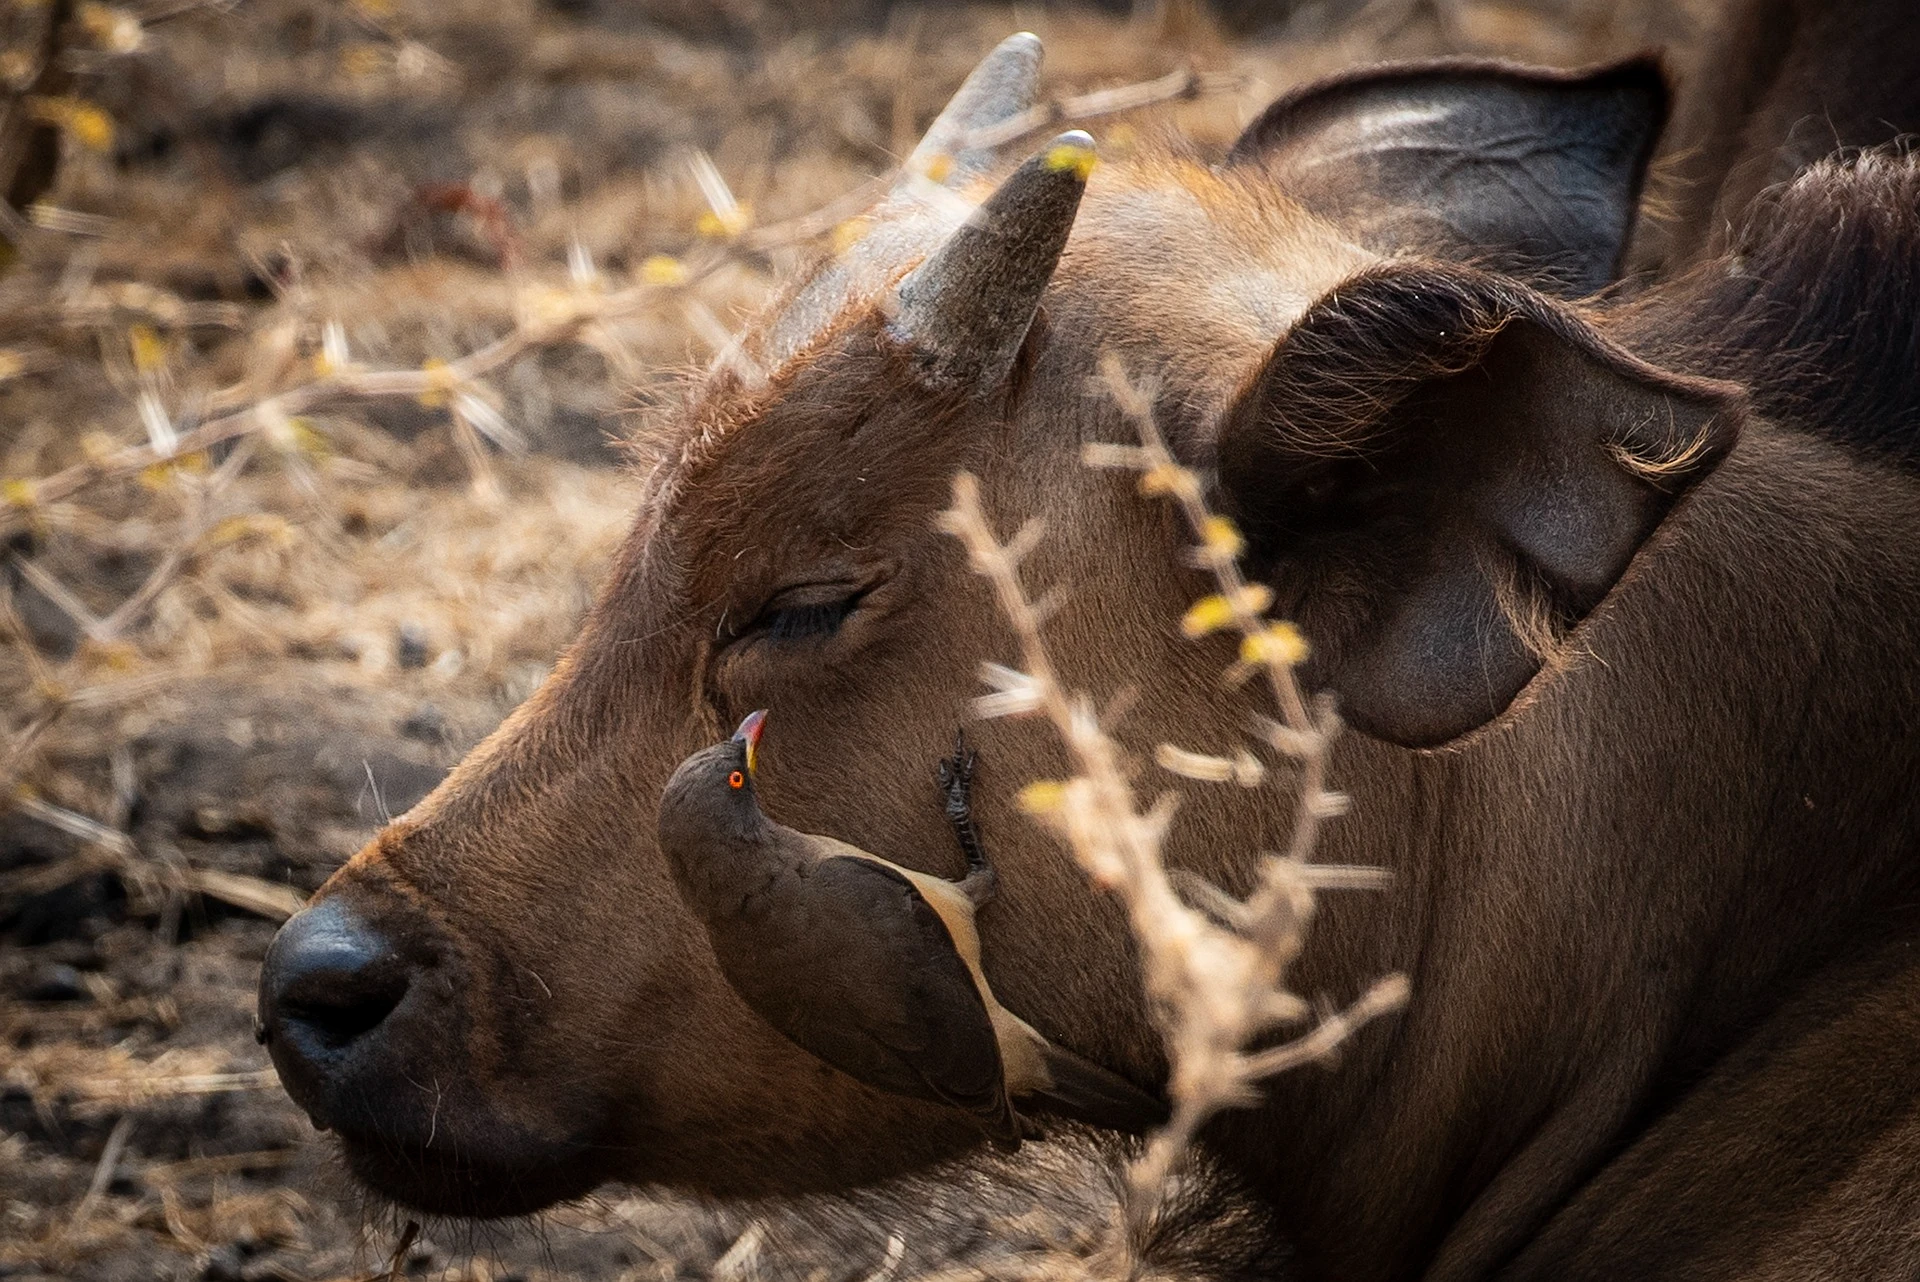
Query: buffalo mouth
331,1125,606,1219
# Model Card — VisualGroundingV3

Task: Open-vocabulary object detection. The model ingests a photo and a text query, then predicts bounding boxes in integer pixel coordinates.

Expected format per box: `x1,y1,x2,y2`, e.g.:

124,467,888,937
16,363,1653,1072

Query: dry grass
0,0,1700,1278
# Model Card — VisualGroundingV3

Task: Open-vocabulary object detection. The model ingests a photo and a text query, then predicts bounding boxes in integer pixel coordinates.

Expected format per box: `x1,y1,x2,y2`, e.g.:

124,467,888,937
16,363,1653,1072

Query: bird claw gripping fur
935,730,977,808
933,736,990,875
936,731,995,900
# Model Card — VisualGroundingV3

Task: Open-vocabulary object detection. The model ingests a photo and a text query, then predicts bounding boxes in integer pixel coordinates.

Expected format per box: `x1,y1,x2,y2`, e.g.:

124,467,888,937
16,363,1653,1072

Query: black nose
257,897,411,1128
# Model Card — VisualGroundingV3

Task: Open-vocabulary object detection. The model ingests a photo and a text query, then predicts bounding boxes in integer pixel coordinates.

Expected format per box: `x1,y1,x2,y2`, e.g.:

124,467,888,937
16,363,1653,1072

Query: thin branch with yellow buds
939,409,1407,1240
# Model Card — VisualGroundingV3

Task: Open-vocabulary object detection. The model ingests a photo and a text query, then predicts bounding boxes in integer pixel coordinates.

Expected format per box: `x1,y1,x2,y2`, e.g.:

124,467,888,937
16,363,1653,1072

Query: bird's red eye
728,770,745,789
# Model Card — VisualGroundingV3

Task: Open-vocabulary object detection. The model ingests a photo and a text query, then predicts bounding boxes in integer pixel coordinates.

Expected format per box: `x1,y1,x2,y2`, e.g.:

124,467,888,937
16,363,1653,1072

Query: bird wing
803,835,985,968
716,852,1016,1141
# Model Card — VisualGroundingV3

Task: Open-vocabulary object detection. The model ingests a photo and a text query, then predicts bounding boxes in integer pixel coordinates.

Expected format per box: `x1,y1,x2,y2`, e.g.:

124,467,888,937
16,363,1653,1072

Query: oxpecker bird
657,711,1169,1147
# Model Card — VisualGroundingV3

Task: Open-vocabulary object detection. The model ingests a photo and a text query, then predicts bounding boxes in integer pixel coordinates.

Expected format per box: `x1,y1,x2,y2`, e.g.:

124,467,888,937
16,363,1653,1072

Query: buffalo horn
890,130,1095,391
749,34,1050,373
906,32,1045,188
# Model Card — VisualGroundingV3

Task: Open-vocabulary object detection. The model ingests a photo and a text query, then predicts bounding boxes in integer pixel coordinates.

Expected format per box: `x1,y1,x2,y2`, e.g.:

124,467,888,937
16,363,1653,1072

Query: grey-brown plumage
657,712,1168,1147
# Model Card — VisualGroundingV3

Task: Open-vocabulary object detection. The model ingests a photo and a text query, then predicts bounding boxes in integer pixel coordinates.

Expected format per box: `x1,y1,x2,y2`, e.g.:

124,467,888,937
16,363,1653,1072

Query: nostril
259,898,411,1061
258,895,441,1135
277,965,408,1047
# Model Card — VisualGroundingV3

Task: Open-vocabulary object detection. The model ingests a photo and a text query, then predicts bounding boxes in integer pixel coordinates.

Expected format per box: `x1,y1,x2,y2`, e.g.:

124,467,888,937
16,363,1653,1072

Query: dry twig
58,1113,133,1244
3,787,306,920
937,353,1408,1238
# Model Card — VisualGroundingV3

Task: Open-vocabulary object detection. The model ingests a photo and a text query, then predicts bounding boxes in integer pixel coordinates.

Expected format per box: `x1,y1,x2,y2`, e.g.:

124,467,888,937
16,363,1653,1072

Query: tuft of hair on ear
1608,423,1723,484
1221,260,1746,531
1480,547,1574,671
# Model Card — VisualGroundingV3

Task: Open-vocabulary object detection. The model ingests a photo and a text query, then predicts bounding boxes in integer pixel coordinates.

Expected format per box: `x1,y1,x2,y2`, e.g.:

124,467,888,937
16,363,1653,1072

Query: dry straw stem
2,785,307,920
0,61,1241,541
3,1043,280,1117
59,1113,133,1244
961,65,1229,151
0,273,656,534
938,361,1407,1236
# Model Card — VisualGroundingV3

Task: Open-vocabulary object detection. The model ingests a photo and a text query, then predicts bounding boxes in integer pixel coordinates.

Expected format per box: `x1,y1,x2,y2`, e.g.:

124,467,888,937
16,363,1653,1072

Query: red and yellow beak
731,709,767,776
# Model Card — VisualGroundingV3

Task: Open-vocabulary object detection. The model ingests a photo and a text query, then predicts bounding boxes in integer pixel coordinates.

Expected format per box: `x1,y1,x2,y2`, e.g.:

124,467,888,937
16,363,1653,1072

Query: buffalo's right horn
749,33,1048,373
889,131,1095,392
906,31,1044,189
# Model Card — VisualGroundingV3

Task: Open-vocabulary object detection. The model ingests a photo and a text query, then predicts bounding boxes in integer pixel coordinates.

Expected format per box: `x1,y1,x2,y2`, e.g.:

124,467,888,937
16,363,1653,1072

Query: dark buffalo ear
1216,263,1743,747
1227,57,1667,296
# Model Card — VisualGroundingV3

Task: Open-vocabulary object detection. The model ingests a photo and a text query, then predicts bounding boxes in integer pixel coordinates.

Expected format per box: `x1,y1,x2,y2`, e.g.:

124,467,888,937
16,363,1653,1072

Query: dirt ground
0,0,1698,1278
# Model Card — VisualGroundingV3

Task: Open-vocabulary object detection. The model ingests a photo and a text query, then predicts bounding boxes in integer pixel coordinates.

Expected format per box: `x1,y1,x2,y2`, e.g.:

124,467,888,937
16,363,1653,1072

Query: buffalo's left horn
890,130,1095,392
907,31,1045,189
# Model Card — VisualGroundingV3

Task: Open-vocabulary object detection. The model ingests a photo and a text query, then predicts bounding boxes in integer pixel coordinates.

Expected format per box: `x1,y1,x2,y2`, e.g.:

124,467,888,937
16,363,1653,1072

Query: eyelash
759,594,859,643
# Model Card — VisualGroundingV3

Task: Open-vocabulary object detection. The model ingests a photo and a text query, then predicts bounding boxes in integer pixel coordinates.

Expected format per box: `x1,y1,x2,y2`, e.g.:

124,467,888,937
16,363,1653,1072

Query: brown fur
1618,147,1920,461
1633,0,1920,270
274,122,1920,1282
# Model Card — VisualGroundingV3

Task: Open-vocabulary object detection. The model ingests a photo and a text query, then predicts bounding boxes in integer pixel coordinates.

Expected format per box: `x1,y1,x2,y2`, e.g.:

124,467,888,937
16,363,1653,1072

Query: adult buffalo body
1640,0,1920,270
256,35,1920,1282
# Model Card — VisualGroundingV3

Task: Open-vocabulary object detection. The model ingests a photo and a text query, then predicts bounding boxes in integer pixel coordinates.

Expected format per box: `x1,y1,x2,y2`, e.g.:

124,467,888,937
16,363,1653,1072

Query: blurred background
0,1,1704,1278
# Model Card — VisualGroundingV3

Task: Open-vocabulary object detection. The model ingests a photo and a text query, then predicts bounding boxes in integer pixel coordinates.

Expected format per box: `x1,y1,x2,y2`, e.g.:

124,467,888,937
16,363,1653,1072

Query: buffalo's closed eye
764,596,858,642
729,585,868,648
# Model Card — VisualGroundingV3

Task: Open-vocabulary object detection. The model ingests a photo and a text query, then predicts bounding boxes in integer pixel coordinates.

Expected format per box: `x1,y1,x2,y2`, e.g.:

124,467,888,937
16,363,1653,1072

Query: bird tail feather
1028,1045,1170,1134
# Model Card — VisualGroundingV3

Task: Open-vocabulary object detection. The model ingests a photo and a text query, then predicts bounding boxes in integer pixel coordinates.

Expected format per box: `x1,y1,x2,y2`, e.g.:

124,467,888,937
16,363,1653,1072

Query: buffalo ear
1216,264,1743,748
1227,57,1666,296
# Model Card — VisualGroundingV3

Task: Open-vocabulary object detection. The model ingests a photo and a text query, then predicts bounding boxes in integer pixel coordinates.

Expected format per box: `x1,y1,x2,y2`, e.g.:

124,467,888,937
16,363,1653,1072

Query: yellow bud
696,203,752,239
138,451,207,491
1017,780,1069,815
340,43,385,78
32,97,113,152
285,418,329,457
2,477,37,509
639,254,688,287
1200,514,1244,559
1044,141,1098,182
1138,462,1200,501
210,513,296,548
78,638,139,673
1240,622,1310,667
1180,585,1272,638
129,323,167,373
417,357,454,409
69,105,113,152
1181,595,1234,639
918,153,955,184
830,217,869,256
